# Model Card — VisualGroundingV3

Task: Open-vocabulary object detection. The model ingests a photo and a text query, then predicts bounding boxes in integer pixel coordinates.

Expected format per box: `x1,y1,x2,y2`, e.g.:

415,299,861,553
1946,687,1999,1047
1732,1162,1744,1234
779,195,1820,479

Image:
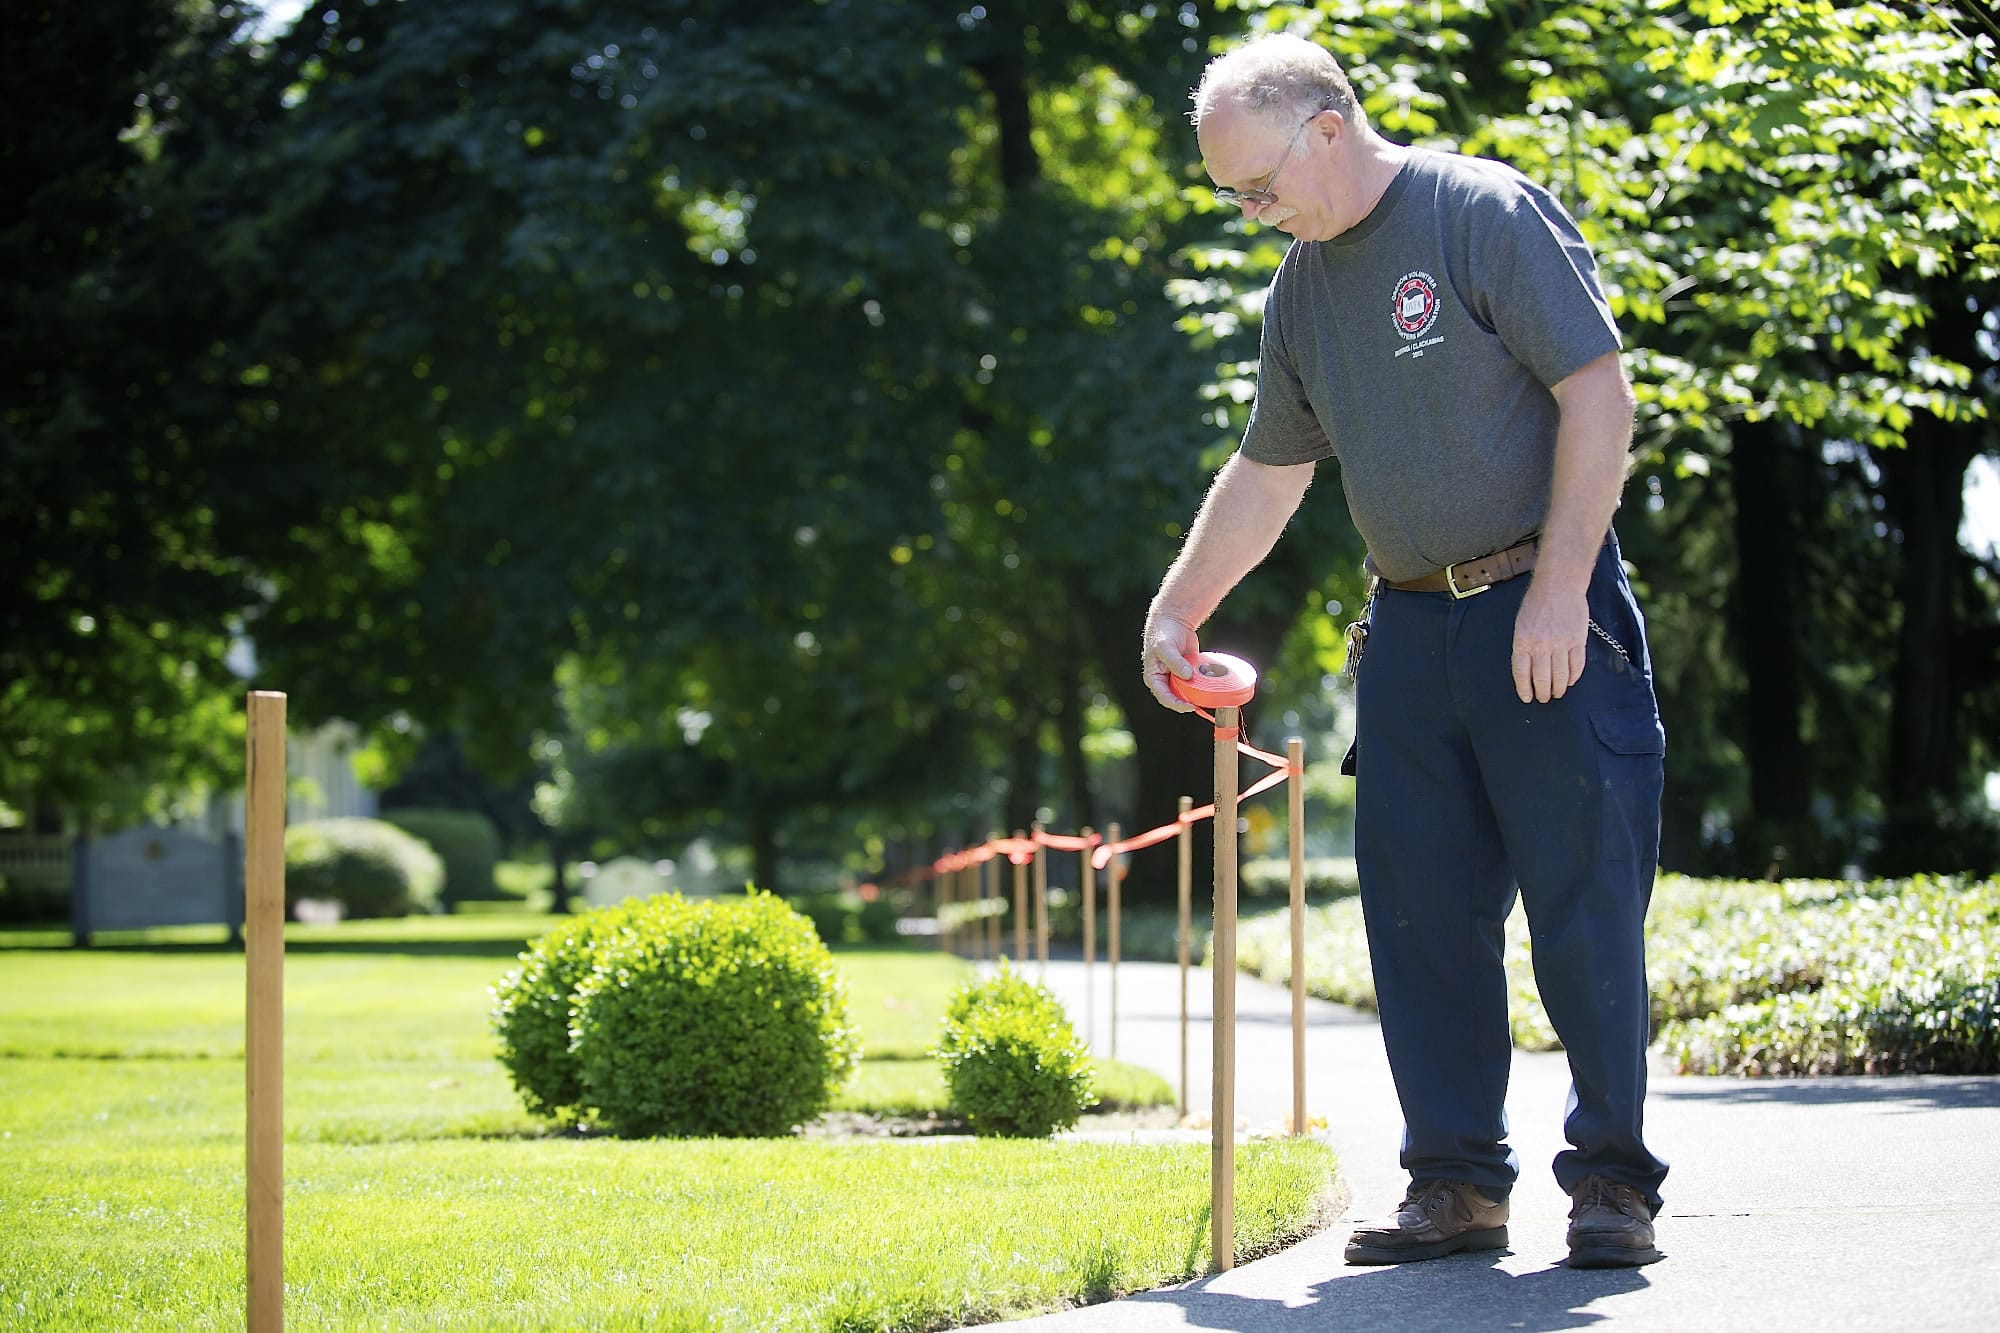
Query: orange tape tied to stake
911,653,1310,882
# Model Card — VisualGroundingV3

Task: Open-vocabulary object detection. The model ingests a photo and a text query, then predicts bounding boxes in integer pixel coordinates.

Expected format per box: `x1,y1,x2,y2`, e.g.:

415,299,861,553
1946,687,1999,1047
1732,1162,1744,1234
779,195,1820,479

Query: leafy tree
0,2,266,825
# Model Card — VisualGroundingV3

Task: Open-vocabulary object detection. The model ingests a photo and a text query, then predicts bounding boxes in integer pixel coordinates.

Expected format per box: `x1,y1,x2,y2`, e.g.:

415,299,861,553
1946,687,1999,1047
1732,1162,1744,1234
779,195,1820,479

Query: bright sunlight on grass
0,912,1336,1329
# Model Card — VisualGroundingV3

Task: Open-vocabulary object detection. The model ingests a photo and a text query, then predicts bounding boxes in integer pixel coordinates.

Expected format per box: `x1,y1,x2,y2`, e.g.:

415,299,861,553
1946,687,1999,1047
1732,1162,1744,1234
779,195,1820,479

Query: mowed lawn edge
1,1131,1337,1332
1,917,1335,1329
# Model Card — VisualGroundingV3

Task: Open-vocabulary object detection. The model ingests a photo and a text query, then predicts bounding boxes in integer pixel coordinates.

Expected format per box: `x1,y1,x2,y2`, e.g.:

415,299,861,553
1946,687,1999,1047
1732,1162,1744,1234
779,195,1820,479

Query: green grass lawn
0,912,1335,1330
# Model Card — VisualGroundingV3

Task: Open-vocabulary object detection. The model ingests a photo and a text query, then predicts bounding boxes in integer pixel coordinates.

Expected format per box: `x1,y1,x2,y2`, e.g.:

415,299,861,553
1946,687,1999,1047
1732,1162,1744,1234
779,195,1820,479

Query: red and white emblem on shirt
1392,271,1441,339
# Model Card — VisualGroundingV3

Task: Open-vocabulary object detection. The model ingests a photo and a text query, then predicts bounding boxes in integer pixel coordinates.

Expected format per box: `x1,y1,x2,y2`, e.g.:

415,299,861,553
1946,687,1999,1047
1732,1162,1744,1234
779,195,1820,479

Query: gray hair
1190,33,1359,129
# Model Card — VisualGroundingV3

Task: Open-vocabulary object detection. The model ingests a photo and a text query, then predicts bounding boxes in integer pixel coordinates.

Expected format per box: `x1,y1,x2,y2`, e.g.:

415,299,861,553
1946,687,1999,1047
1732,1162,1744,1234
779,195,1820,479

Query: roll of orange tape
1170,652,1258,709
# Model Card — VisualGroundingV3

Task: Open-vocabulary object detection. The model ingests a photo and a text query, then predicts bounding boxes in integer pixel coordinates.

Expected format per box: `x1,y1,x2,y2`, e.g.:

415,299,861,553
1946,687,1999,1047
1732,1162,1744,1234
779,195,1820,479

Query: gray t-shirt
1239,147,1621,582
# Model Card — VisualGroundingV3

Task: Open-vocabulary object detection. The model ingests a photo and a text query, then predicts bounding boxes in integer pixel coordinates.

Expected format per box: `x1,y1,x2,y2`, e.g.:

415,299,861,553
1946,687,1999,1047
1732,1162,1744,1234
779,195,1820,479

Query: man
1142,33,1669,1269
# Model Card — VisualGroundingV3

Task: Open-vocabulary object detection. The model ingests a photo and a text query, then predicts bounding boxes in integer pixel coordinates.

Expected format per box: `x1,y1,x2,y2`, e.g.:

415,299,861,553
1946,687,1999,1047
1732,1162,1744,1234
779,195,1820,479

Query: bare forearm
1149,453,1315,629
1535,353,1637,596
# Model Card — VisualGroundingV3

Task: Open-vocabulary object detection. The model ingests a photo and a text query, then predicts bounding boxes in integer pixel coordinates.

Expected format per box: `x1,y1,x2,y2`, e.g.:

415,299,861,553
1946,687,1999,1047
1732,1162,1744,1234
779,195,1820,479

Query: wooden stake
1080,829,1095,1048
1213,704,1240,1272
1176,795,1192,1120
983,846,999,962
965,862,977,958
1012,830,1028,963
245,691,286,1333
1107,822,1121,1062
1032,823,1049,980
1289,736,1307,1137
935,864,948,953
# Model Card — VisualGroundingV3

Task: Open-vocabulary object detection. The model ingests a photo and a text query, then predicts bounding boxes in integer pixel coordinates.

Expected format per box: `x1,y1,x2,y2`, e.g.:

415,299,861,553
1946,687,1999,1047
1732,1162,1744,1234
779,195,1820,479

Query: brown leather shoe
1566,1176,1664,1267
1344,1178,1510,1264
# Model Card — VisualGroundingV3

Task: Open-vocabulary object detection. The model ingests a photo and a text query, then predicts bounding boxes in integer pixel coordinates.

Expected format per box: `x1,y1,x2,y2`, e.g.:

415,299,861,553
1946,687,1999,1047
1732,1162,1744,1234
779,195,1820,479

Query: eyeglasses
1212,110,1324,209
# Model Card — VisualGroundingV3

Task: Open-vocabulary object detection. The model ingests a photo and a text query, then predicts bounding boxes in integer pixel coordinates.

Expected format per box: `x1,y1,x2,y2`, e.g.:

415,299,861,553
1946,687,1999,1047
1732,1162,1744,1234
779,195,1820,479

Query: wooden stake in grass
1211,704,1241,1272
1176,795,1192,1120
1080,828,1095,1048
983,844,999,962
1012,829,1029,963
1288,736,1307,1137
1166,650,1258,1272
958,862,972,959
1032,822,1049,979
244,690,286,1333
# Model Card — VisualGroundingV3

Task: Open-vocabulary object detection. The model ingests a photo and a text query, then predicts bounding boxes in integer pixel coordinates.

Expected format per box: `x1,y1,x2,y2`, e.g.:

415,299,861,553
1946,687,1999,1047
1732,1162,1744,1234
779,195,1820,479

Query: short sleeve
1239,265,1335,466
1478,181,1621,389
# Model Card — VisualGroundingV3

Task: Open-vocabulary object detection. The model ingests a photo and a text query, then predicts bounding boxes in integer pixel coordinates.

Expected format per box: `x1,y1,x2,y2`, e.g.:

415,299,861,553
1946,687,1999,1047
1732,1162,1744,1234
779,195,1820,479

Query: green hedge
511,891,861,1137
0,871,67,925
790,889,902,945
1651,875,2000,1074
1233,873,2000,1076
936,965,1097,1137
381,808,500,906
284,818,443,919
1240,856,1359,901
490,901,645,1119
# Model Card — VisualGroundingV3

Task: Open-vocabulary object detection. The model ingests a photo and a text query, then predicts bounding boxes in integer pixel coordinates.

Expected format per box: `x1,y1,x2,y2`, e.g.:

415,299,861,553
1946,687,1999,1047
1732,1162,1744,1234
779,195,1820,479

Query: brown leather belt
1385,537,1539,599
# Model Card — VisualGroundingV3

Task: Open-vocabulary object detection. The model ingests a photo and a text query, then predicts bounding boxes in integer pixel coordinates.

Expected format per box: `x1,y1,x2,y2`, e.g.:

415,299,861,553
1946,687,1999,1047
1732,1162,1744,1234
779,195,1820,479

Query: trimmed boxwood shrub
568,891,861,1137
284,818,443,918
1241,856,1360,901
490,900,646,1119
936,965,1097,1137
792,891,859,945
381,807,501,906
1238,872,2000,1074
789,890,905,945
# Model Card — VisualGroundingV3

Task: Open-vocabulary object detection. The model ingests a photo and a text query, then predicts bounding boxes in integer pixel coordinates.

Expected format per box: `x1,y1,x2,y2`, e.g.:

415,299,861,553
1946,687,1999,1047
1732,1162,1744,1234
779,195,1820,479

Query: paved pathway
993,956,2000,1331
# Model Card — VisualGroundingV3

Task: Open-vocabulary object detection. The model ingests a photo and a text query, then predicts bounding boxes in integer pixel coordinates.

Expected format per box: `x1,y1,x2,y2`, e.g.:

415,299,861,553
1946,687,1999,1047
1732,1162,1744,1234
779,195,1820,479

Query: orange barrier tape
1169,652,1258,709
1090,819,1183,869
1194,706,1291,771
906,656,1311,881
1091,744,1301,869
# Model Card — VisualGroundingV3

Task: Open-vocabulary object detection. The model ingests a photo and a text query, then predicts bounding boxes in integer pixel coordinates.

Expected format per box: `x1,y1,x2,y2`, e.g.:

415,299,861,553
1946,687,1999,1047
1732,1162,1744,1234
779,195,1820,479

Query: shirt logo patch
1392,271,1441,339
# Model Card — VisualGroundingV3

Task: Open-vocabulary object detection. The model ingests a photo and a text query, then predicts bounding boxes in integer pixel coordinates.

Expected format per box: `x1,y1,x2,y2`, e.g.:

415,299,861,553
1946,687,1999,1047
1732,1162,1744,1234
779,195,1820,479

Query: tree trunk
549,835,571,913
1872,287,1984,871
749,805,781,895
1057,629,1097,835
1003,702,1044,835
1727,417,1809,872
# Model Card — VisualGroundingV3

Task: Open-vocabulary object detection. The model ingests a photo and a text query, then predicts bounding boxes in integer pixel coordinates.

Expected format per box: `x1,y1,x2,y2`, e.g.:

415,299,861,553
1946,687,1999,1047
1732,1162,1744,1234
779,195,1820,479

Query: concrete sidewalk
999,956,2000,1331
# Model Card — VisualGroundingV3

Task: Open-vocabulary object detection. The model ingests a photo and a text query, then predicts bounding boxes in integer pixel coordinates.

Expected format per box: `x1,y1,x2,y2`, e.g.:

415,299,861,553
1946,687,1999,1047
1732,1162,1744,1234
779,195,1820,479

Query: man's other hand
1511,581,1588,703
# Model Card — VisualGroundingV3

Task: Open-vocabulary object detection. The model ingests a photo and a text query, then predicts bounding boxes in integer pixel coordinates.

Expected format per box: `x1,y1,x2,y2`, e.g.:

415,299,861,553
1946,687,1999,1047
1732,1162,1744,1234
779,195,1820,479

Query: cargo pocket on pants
1591,706,1665,863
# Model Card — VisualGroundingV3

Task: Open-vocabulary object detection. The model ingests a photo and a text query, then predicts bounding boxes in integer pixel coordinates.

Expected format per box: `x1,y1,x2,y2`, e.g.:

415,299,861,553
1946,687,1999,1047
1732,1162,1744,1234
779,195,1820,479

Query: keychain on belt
1343,575,1380,680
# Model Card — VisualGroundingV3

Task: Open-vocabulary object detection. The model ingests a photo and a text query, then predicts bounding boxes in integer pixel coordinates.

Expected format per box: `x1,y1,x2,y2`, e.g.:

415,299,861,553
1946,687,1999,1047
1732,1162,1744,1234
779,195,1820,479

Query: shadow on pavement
1124,1251,1651,1332
1656,1074,2000,1111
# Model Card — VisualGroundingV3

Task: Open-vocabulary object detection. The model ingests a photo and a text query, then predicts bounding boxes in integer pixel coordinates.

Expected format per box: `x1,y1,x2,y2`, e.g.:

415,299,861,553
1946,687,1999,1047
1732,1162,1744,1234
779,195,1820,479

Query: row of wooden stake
915,727,1311,1272
239,700,1304,1333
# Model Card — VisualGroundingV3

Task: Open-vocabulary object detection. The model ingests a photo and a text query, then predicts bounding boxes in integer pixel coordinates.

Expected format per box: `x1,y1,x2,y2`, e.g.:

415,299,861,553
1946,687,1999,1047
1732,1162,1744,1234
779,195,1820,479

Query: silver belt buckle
1444,560,1487,599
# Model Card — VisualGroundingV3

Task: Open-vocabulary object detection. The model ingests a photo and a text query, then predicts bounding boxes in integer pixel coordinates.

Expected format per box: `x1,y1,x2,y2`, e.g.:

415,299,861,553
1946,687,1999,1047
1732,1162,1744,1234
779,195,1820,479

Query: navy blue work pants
1352,532,1669,1209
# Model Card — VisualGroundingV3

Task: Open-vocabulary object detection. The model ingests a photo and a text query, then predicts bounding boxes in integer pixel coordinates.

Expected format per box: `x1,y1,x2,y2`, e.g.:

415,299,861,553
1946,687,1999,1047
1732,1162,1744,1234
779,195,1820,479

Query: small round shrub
284,817,443,918
570,891,861,1137
381,808,500,906
937,964,1097,1137
791,890,858,945
490,900,646,1119
857,895,902,943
